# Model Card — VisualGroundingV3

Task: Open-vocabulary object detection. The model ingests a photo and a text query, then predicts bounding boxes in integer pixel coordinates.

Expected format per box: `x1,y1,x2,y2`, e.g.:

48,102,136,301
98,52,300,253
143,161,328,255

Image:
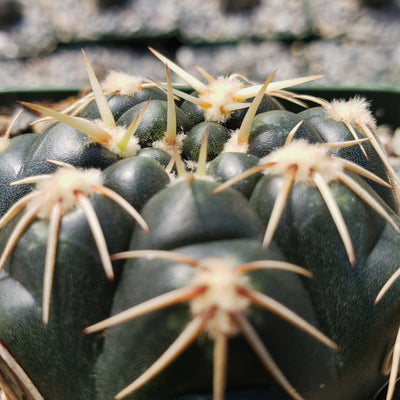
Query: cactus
0,48,400,400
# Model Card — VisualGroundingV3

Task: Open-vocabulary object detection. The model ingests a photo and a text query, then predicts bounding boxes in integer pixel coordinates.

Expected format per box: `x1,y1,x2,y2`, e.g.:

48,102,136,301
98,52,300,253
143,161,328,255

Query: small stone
179,0,310,43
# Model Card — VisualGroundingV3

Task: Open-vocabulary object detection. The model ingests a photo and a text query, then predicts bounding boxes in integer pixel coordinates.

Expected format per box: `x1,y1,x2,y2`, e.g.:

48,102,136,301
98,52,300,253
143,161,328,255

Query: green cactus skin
20,122,120,176
80,89,167,121
207,152,261,198
117,100,189,147
248,110,322,158
179,94,206,128
130,179,264,251
102,156,170,209
136,147,172,168
0,49,399,400
0,133,39,216
182,122,231,162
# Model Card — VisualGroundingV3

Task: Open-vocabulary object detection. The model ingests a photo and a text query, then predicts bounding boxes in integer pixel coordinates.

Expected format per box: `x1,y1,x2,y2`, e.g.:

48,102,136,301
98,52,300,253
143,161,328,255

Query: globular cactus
0,48,400,400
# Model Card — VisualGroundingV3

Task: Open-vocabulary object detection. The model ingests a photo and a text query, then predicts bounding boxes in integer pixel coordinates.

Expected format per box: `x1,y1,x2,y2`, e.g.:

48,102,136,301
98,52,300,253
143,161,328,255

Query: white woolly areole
190,258,250,338
96,121,140,158
223,130,249,153
200,76,244,123
262,140,342,184
326,97,376,128
184,159,198,173
0,136,10,153
28,167,103,219
101,71,144,96
152,132,187,156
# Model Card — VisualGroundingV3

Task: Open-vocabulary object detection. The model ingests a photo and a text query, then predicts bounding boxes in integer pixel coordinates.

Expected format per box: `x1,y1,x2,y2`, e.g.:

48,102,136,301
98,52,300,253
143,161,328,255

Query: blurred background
0,0,399,90
1,0,400,152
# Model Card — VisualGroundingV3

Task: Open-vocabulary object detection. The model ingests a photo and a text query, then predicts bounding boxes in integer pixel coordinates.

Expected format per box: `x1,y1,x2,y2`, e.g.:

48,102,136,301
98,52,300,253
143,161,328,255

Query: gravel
0,0,398,91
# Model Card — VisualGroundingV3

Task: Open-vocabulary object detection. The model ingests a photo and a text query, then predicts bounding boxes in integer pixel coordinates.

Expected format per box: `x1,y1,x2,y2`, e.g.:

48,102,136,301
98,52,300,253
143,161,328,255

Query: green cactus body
248,110,323,158
0,49,399,400
79,88,167,121
130,178,264,251
20,123,120,176
0,133,40,216
117,100,189,147
207,152,261,198
182,122,231,162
